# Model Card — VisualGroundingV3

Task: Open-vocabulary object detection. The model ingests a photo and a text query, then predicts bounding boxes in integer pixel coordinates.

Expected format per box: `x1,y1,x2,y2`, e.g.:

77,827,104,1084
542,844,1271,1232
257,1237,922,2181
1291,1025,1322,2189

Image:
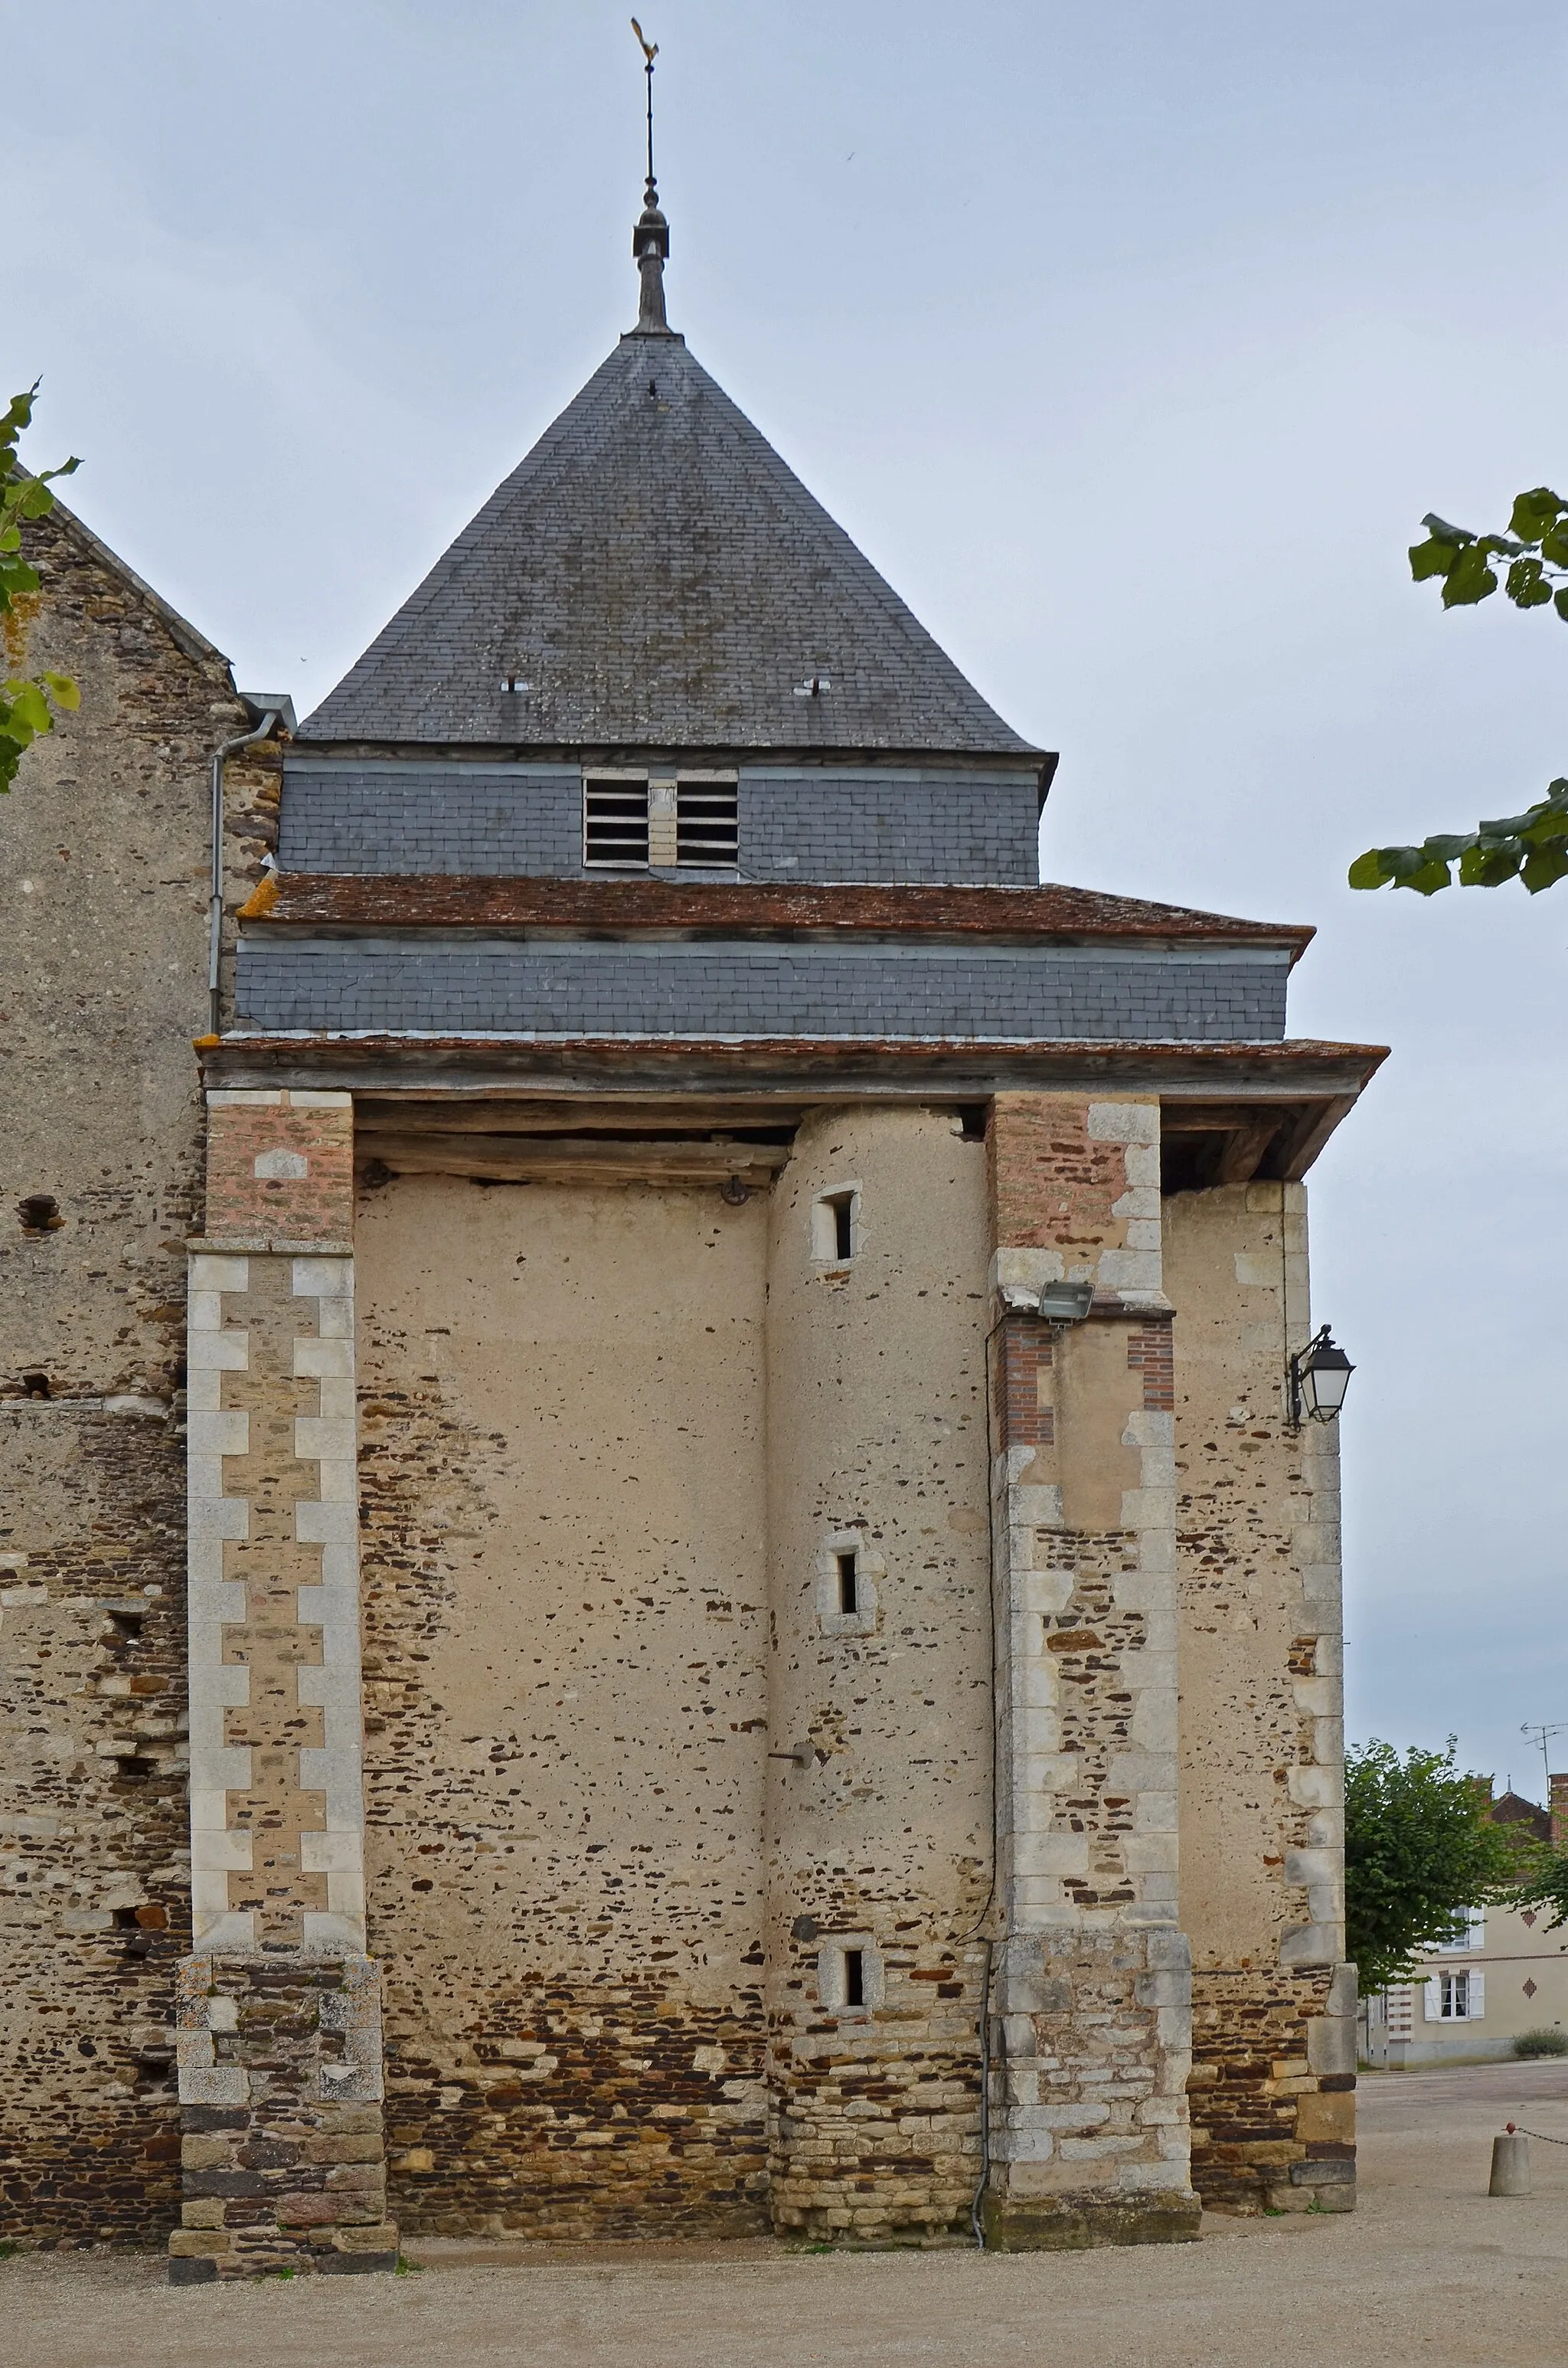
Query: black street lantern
1289,1325,1354,1427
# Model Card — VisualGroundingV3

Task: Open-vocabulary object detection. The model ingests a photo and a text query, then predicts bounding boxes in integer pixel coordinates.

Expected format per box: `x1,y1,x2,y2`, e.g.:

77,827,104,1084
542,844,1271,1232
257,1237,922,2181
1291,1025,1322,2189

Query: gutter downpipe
207,711,279,1038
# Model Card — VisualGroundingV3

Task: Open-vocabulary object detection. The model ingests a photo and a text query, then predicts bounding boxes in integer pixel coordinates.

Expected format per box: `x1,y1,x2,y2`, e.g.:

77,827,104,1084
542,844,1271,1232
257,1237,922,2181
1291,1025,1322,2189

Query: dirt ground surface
5,2061,1568,2368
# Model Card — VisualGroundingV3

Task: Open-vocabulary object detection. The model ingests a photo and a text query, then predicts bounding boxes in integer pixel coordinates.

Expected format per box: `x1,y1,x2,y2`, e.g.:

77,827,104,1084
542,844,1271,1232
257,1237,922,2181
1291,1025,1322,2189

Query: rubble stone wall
0,502,246,2247
1165,1182,1354,2213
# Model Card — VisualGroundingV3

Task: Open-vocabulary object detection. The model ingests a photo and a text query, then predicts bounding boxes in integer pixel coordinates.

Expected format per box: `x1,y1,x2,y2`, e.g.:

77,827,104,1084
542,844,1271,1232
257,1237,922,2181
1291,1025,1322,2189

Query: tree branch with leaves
1351,488,1568,896
1,382,80,793
1344,1739,1540,1995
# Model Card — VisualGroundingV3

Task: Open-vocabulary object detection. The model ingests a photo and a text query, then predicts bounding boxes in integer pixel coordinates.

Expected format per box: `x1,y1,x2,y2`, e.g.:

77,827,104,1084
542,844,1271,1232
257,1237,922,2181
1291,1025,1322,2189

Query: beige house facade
0,189,1383,2274
1362,1787,1568,2066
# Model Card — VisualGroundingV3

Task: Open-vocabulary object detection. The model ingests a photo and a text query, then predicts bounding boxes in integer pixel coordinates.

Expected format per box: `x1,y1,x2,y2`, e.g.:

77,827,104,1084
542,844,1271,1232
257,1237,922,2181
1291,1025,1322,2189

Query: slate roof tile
305,331,1037,757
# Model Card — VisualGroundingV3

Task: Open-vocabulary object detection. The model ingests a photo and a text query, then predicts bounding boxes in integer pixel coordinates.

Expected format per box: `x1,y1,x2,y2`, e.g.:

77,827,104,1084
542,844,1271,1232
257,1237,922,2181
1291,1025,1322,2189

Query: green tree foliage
1351,488,1568,895
1344,1739,1538,1994
1,383,80,793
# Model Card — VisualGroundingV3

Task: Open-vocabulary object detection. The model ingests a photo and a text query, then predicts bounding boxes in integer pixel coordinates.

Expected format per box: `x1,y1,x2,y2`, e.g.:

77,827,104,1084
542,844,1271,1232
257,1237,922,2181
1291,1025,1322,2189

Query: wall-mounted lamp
1037,1280,1095,1323
1289,1324,1354,1428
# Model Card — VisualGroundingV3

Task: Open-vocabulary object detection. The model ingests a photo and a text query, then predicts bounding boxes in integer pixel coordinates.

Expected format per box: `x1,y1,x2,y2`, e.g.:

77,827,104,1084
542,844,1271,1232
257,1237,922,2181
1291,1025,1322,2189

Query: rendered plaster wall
1163,1182,1355,2213
763,1106,994,2242
0,505,250,2245
353,1173,773,2237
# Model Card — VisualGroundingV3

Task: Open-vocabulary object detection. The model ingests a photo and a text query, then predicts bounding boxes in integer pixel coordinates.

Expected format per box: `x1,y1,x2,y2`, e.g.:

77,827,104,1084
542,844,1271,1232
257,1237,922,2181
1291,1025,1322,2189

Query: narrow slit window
836,1550,859,1616
676,777,739,867
583,777,649,868
843,1948,865,2008
812,1189,857,1261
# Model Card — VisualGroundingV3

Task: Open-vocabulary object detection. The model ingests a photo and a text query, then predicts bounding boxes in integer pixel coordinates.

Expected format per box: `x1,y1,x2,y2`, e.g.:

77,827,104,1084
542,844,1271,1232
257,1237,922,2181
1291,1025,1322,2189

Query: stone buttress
169,1089,394,2281
980,1093,1199,2247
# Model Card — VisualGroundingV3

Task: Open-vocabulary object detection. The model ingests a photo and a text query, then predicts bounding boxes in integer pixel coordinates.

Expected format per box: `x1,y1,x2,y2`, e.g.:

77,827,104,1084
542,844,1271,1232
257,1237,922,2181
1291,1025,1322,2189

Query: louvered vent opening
676,779,739,867
583,777,649,867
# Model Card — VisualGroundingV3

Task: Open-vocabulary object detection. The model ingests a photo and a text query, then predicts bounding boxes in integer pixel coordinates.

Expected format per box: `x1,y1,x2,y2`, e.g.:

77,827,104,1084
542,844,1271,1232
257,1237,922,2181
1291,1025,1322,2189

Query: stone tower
0,172,1379,2274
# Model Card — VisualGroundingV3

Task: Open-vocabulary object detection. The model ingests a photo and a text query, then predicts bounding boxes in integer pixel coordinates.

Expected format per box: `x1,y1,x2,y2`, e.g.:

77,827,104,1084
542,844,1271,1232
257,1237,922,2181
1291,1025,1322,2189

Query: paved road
7,2064,1568,2368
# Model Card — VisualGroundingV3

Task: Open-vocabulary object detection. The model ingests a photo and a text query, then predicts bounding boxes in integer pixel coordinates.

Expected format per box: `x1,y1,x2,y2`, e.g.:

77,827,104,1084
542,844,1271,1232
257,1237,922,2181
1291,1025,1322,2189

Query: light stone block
192,1828,253,1871
188,1331,250,1372
294,1336,354,1379
991,1248,1065,1297
293,1254,354,1300
1096,1248,1161,1292
186,1410,249,1463
1011,1832,1090,1879
191,1908,256,1952
1279,1923,1341,1968
302,1829,364,1874
296,1499,358,1545
296,1415,356,1462
1086,1101,1159,1144
190,1254,251,1293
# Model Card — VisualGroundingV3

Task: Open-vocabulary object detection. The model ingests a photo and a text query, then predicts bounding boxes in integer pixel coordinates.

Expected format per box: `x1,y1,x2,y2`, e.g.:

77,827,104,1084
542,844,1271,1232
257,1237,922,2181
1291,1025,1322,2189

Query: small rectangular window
843,1948,865,2008
836,1550,859,1616
584,777,649,868
676,778,739,867
812,1189,857,1262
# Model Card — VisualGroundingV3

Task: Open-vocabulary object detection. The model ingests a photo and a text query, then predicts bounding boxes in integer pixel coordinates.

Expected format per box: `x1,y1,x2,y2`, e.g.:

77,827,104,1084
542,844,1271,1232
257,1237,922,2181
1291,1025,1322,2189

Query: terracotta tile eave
208,1031,1388,1071
253,875,1318,959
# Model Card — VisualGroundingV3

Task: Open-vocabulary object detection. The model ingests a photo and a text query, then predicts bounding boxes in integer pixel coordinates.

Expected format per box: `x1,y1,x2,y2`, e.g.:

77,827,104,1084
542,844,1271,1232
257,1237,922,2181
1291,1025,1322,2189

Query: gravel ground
5,2062,1568,2368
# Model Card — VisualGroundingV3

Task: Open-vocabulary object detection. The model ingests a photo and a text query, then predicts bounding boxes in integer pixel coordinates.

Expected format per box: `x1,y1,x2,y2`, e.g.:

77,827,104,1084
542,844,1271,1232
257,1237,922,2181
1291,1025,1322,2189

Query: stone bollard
1489,2126,1531,2197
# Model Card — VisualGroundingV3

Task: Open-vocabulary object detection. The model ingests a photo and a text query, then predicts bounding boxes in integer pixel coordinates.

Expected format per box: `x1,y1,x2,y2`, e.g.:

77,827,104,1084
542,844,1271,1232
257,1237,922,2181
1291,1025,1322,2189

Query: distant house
1362,1784,1567,2065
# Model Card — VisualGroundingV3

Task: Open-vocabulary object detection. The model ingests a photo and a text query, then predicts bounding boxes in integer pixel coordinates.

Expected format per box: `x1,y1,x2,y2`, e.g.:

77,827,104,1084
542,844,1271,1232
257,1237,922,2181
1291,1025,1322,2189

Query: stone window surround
809,1181,863,1267
815,1935,884,2017
813,1526,884,1638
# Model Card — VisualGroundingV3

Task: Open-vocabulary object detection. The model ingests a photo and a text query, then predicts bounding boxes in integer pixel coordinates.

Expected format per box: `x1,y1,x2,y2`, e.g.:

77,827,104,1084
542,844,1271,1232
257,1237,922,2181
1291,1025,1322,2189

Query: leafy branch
1351,486,1568,895
1346,1739,1542,1994
1,382,80,793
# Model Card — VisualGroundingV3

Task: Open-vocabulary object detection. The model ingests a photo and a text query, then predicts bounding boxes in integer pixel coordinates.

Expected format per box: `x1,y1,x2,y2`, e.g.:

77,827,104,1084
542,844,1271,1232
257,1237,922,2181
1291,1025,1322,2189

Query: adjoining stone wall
0,502,247,2250
1165,1181,1354,2214
354,1173,773,2239
763,1108,993,2243
0,1402,189,2244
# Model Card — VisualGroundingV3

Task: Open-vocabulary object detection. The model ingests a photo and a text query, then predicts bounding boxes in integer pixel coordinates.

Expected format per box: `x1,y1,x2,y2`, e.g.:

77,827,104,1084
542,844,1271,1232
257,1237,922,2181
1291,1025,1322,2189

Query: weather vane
631,19,658,204
629,19,671,332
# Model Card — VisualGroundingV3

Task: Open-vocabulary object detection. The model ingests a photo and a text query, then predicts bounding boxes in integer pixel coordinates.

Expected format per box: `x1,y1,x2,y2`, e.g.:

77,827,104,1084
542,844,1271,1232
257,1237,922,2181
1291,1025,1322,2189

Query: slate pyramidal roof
305,314,1040,764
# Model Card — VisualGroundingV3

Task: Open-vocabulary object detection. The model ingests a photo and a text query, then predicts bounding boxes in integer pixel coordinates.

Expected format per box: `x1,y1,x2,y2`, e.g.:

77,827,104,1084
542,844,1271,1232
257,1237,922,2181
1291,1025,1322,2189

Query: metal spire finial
629,19,671,334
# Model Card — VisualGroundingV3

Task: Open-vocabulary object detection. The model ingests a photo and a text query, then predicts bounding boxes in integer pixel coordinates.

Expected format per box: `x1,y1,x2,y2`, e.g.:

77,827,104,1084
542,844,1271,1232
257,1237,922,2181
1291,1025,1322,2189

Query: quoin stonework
0,170,1381,2275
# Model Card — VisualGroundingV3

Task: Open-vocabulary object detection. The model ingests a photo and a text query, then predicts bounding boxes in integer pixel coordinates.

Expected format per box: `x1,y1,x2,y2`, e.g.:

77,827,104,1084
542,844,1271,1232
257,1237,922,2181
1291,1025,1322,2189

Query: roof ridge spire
629,18,671,335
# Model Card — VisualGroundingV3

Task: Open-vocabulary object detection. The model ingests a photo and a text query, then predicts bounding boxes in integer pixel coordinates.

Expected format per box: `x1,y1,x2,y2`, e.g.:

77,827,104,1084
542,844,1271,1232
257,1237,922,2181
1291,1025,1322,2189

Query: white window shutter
1470,1910,1486,1948
1424,1977,1442,2021
1468,1969,1484,2018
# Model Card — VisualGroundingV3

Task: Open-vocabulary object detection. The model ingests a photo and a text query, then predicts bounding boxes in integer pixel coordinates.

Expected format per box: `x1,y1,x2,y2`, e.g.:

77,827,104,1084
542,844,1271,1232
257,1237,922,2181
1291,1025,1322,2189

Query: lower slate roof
302,331,1040,759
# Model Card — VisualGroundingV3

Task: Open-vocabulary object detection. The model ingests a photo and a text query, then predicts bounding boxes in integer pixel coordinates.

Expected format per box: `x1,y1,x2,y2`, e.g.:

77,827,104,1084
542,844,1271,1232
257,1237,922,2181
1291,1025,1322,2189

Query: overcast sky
14,0,1568,1795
